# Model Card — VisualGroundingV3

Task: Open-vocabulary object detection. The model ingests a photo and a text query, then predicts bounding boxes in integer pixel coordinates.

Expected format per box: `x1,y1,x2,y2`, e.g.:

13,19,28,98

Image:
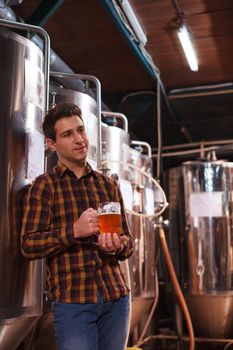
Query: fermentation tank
164,160,233,338
49,84,98,169
0,29,45,349
102,121,158,333
101,120,130,178
128,147,158,332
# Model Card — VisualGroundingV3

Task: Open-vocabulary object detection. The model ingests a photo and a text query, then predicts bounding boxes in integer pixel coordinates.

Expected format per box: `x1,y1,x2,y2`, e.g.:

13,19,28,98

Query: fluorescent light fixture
178,25,198,71
120,0,147,46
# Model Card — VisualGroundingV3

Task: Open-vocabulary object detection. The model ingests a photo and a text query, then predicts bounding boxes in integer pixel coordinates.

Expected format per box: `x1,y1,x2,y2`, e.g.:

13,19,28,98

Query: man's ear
46,138,56,152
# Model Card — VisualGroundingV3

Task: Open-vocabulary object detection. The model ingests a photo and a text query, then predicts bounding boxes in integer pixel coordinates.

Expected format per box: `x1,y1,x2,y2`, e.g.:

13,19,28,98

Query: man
21,102,133,350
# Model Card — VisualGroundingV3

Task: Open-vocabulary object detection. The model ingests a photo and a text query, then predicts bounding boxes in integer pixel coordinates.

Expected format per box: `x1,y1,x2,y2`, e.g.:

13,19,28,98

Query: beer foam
99,212,120,215
104,203,115,211
99,203,120,214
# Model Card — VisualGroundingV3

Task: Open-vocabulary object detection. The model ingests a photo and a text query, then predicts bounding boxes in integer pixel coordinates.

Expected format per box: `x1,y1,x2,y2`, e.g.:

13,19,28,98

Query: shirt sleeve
21,175,77,260
113,182,134,261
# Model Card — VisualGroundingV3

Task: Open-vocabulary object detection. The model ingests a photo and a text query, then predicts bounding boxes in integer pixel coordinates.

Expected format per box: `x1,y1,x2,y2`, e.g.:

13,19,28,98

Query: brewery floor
15,312,231,350
138,340,230,350
17,336,230,350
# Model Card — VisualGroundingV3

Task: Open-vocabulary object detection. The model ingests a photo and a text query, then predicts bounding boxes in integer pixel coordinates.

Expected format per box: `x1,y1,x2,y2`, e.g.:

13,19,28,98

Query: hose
133,270,159,347
100,159,168,218
159,226,195,350
224,341,233,350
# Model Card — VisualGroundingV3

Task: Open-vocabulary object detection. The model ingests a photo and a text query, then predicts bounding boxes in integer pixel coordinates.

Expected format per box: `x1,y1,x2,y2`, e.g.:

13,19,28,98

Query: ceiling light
178,25,198,72
120,0,147,46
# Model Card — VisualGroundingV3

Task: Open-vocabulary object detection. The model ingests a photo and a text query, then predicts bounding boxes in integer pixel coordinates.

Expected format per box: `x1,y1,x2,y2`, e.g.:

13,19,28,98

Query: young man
21,102,134,350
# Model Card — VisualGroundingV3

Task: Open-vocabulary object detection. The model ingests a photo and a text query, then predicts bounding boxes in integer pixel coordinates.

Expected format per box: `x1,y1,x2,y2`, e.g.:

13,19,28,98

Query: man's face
47,115,89,165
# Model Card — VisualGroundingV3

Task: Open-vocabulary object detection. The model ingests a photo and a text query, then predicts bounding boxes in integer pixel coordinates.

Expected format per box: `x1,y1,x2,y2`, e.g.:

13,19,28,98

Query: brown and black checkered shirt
21,161,133,303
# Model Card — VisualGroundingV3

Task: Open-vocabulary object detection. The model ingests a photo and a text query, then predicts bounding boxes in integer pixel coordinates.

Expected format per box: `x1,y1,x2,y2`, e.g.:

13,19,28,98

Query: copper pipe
158,226,195,350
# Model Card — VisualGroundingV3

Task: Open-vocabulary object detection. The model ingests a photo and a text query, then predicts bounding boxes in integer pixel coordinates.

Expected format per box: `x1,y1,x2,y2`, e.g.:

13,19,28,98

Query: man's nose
74,133,83,142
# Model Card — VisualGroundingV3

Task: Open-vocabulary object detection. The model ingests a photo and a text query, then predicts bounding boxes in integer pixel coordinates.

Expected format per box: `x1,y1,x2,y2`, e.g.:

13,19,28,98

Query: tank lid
0,28,43,58
182,160,233,167
101,122,129,137
49,85,97,116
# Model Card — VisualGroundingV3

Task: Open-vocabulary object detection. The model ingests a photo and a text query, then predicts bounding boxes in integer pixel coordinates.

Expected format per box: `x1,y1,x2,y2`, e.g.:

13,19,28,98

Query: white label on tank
86,112,97,153
154,186,164,203
119,179,133,210
190,192,223,217
193,216,199,228
26,130,44,182
24,58,45,110
122,143,130,170
145,188,155,214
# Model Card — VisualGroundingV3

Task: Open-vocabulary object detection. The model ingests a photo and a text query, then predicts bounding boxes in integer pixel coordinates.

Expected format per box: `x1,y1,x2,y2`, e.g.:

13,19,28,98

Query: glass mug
97,202,122,235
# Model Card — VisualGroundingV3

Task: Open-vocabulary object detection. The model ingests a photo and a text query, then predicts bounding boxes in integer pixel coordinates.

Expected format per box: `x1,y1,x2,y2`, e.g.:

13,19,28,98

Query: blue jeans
52,292,131,350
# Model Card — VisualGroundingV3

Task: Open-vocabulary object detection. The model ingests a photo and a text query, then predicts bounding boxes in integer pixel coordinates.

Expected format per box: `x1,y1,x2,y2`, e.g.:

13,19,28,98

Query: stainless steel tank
0,29,45,349
101,122,130,179
128,148,158,332
49,84,98,169
102,122,158,334
164,160,233,338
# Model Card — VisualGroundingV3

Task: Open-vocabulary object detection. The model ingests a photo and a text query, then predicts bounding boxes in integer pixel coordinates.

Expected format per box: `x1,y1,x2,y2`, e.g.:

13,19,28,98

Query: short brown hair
42,102,83,141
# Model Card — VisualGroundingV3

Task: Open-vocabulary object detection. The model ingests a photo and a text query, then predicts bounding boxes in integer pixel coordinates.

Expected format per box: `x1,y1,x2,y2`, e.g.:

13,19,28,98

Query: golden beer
97,202,122,234
98,213,122,234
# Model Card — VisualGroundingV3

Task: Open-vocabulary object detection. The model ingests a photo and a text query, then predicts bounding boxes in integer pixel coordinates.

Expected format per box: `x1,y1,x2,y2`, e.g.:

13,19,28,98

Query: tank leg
174,302,184,350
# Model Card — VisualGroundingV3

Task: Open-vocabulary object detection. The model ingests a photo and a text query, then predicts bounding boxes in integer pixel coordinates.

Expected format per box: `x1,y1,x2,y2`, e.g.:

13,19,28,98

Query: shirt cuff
57,223,77,246
115,235,134,260
104,250,117,256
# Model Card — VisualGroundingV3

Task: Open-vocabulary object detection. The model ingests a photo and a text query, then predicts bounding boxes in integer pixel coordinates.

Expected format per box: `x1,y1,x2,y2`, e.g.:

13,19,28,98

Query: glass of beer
97,202,122,235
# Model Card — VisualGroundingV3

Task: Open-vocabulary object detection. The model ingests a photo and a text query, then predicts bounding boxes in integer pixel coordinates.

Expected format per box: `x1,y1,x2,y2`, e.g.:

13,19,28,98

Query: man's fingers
106,233,115,249
85,207,96,212
84,208,98,217
98,233,121,251
88,216,99,224
113,233,120,245
98,233,106,247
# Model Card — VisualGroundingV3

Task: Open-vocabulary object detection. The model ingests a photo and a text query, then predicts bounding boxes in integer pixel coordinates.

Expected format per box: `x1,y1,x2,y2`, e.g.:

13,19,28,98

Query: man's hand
73,208,99,239
98,232,128,253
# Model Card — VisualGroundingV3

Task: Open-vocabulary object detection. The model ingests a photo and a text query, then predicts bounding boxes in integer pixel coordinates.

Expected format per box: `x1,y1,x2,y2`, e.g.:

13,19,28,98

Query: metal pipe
156,73,162,177
102,111,128,132
169,89,233,100
152,144,233,158
120,90,158,105
152,139,233,151
0,18,50,111
100,0,183,130
0,0,17,21
50,71,102,168
26,0,64,27
100,0,157,80
169,81,233,93
137,333,233,347
131,140,152,158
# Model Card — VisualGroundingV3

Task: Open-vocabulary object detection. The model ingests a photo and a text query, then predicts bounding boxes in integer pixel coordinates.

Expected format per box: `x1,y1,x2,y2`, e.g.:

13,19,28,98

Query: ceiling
10,0,233,166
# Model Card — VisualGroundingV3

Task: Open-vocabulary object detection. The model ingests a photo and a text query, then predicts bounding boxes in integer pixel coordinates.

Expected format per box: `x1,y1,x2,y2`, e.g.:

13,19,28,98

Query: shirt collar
56,160,97,178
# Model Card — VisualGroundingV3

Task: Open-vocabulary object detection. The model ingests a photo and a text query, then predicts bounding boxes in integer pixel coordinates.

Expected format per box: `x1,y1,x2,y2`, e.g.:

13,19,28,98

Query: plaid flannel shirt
21,161,133,303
